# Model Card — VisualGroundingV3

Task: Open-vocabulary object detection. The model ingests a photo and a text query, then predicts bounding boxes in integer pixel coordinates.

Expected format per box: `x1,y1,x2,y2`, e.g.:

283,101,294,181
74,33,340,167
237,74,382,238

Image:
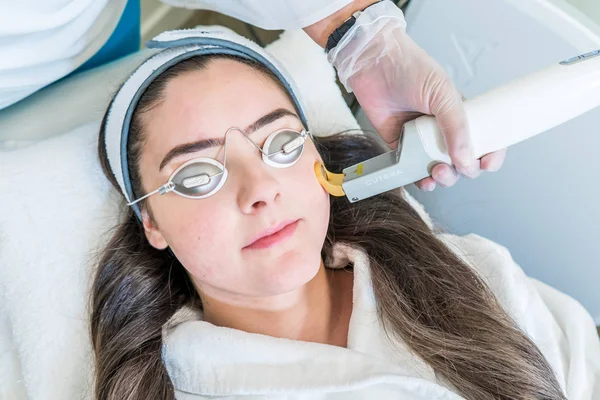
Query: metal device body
342,49,600,202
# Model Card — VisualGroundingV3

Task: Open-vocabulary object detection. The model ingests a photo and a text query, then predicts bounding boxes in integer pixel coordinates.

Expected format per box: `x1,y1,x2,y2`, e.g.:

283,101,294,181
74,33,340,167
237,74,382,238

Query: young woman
90,30,599,400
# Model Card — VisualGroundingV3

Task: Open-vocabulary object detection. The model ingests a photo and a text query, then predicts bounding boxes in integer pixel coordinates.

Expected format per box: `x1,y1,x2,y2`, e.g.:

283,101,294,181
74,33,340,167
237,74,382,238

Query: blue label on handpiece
560,49,600,65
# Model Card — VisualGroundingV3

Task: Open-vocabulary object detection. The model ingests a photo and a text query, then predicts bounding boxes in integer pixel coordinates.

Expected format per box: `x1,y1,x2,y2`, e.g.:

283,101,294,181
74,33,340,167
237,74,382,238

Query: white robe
161,0,354,30
0,0,127,110
161,234,600,399
0,0,354,110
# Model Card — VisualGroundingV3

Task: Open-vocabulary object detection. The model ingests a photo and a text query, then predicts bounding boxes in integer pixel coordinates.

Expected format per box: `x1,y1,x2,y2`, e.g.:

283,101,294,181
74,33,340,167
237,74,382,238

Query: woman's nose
237,166,281,213
226,133,281,213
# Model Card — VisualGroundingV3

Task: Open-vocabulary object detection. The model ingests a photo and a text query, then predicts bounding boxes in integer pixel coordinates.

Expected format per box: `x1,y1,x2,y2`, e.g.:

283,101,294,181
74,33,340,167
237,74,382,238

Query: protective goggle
127,127,309,206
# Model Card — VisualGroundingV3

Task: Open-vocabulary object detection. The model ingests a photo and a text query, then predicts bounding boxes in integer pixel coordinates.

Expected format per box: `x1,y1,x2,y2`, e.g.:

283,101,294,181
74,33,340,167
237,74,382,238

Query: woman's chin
253,249,322,296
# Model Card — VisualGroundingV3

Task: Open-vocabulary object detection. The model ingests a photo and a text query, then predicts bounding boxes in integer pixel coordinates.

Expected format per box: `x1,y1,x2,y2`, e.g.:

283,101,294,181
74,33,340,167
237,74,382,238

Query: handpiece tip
314,162,346,197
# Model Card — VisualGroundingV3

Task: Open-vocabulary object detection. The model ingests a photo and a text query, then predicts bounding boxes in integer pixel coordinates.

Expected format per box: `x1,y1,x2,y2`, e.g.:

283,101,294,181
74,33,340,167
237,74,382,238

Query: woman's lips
244,220,300,250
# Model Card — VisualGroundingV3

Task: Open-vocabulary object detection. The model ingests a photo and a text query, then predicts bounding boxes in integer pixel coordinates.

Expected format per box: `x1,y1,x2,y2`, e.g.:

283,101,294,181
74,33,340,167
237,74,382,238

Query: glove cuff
327,0,407,92
325,1,384,53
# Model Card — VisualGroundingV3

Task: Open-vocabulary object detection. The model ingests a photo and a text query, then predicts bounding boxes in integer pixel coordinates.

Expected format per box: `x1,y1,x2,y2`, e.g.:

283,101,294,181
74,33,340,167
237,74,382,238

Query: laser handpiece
316,49,600,202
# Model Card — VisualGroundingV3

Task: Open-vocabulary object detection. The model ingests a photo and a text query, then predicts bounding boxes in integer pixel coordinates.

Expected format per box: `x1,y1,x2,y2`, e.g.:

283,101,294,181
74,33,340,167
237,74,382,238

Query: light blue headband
104,28,309,221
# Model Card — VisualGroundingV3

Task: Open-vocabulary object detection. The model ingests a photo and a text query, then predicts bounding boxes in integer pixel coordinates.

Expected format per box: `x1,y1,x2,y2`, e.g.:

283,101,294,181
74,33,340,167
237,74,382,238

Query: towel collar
161,244,457,398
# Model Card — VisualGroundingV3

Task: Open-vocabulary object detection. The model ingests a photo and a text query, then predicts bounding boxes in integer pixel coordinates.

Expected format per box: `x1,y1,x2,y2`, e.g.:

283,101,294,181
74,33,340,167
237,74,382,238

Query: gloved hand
327,1,506,191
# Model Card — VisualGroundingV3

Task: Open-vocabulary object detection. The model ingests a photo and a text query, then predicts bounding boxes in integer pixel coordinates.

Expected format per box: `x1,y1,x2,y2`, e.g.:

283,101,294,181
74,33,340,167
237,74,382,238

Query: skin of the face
137,58,332,312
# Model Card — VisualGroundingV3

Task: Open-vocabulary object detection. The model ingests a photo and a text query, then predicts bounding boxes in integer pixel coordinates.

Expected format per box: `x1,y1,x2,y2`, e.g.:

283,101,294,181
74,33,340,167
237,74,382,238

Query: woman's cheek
289,153,330,231
170,203,235,264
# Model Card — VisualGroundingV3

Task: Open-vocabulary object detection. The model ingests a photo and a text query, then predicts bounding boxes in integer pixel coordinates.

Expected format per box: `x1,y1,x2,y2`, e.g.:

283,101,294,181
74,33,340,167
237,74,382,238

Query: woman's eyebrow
159,108,298,171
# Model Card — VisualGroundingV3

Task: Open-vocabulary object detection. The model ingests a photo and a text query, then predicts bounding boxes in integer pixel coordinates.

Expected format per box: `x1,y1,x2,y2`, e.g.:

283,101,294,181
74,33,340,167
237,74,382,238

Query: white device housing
354,0,600,323
413,50,600,164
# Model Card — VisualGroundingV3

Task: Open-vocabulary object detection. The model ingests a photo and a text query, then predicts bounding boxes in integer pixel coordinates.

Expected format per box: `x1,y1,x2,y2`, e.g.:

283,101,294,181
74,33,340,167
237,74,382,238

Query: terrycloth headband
104,28,310,221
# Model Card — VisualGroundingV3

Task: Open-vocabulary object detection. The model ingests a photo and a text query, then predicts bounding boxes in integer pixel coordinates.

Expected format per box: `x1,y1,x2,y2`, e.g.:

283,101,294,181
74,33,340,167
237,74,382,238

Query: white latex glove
327,1,506,191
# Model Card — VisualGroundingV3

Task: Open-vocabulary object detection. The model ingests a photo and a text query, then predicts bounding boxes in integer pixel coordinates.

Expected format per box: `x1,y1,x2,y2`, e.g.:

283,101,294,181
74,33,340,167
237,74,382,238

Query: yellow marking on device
356,163,364,176
314,162,346,197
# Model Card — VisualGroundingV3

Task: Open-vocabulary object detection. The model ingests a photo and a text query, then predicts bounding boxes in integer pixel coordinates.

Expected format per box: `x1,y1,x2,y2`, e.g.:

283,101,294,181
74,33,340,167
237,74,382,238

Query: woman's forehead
155,60,294,128
170,59,287,99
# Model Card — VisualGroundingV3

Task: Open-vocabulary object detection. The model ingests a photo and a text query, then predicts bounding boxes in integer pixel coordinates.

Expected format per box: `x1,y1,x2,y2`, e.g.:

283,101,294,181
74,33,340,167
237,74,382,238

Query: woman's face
137,58,330,302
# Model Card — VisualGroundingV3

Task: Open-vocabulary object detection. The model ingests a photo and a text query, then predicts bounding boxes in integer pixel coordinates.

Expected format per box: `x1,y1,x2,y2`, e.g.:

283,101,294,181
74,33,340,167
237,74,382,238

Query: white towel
161,238,600,399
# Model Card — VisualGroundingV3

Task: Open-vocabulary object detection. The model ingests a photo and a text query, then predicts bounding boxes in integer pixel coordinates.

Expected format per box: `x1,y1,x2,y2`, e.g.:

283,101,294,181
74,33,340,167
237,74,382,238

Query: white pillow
0,29,431,400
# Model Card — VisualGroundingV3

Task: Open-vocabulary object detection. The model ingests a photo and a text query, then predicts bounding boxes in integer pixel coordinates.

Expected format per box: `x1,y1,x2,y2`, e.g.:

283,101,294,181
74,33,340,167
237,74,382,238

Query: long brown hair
91,54,566,399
